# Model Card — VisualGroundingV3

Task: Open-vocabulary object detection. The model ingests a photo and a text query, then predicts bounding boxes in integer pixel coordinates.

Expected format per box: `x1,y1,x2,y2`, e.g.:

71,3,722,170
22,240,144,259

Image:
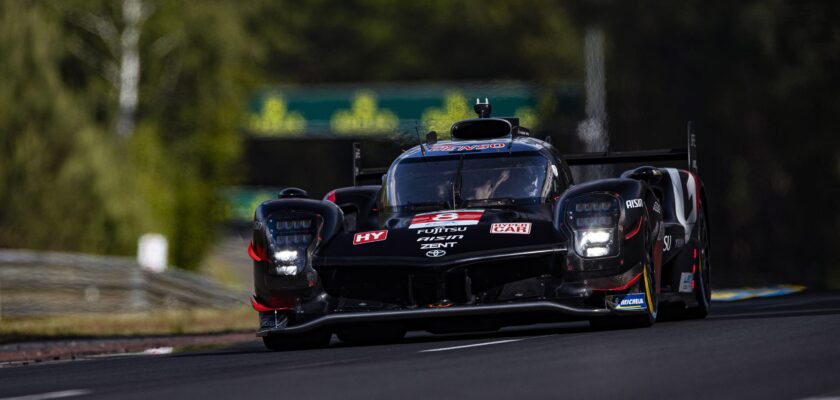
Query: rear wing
564,121,698,174
352,122,699,185
352,142,389,186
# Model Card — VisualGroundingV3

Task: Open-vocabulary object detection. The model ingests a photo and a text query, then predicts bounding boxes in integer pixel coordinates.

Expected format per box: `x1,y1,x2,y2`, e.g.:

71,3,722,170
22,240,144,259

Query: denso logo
490,223,532,235
429,143,505,152
626,199,644,209
353,230,388,245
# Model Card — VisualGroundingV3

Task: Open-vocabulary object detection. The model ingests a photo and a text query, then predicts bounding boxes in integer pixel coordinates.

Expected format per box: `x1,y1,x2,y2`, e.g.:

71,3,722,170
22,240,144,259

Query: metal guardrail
0,249,248,317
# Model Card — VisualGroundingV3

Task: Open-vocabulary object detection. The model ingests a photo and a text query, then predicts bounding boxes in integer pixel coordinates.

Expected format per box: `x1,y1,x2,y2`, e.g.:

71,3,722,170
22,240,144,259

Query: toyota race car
248,99,712,350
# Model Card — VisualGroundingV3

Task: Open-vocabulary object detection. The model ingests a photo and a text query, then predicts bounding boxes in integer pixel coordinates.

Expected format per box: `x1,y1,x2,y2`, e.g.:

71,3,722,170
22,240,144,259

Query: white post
115,0,147,138
138,233,168,273
576,25,610,181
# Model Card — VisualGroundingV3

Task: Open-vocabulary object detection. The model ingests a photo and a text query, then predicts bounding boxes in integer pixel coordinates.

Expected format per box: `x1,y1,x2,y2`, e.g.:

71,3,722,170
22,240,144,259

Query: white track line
419,339,525,353
0,389,91,400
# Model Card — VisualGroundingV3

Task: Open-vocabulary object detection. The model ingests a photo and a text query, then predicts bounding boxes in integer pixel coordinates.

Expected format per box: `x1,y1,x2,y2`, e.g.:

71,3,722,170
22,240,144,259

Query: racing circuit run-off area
1,292,840,399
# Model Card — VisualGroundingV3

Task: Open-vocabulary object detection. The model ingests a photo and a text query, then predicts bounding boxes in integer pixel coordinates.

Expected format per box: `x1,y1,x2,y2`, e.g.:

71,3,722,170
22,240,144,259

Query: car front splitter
257,301,614,336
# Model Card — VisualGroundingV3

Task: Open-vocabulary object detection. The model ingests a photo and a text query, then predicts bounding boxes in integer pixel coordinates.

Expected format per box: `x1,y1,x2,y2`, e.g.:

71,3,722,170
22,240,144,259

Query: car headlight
566,196,620,258
266,216,317,276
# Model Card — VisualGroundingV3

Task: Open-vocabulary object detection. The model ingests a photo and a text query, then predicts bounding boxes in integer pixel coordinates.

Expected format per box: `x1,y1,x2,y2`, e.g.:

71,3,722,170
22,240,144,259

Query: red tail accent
248,241,266,262
624,216,643,240
325,190,337,203
250,295,291,312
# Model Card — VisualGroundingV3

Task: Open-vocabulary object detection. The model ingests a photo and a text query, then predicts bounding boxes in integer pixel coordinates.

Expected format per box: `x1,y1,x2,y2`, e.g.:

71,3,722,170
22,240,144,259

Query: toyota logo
425,249,446,258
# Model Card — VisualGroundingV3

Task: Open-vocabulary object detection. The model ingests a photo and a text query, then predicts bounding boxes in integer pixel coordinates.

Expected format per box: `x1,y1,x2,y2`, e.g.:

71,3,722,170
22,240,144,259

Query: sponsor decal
675,238,685,248
653,201,662,214
609,292,648,310
416,226,468,235
663,235,672,252
489,222,532,235
625,198,644,209
420,242,457,249
426,249,446,257
353,229,388,245
679,272,694,293
409,210,484,229
428,143,505,152
417,235,464,242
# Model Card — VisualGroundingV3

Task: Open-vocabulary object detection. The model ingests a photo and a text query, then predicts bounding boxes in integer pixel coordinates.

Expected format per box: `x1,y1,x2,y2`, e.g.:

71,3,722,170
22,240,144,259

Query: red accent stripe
247,241,265,262
325,190,337,203
250,296,290,312
624,216,643,240
592,272,642,292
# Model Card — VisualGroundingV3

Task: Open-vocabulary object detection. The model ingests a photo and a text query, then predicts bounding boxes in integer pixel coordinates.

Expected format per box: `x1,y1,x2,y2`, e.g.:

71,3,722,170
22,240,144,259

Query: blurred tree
0,1,150,254
245,0,581,83
0,1,259,270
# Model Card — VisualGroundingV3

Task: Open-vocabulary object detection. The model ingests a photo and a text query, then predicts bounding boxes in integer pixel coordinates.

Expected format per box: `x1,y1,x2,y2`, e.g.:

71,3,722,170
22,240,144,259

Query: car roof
395,136,556,164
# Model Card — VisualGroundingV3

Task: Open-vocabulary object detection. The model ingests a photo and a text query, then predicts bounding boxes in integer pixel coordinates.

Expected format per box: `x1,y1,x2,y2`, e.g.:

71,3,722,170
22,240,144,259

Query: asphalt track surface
2,292,839,400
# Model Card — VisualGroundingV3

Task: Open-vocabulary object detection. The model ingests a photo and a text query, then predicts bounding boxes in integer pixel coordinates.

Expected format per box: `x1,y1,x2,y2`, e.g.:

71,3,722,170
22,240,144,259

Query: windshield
384,153,550,211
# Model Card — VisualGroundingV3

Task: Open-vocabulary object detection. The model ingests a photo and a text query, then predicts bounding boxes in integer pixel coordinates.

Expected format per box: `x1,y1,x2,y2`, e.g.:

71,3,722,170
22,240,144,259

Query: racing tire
590,234,659,330
685,205,711,319
262,330,332,351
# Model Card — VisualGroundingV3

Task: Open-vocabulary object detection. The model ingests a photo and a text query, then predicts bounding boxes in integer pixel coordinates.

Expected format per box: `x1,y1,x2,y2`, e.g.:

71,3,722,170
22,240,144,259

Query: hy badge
353,230,388,245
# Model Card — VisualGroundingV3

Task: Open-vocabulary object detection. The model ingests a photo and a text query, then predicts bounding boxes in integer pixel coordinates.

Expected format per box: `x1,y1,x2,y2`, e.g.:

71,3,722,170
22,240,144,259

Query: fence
0,249,248,317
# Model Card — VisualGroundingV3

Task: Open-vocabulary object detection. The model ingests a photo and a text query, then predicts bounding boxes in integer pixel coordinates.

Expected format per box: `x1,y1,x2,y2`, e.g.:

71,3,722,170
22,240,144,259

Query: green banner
246,83,580,138
223,187,279,222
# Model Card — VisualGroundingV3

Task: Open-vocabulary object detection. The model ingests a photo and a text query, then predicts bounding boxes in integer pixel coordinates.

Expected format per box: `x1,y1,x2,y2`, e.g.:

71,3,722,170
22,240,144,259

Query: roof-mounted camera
474,98,492,118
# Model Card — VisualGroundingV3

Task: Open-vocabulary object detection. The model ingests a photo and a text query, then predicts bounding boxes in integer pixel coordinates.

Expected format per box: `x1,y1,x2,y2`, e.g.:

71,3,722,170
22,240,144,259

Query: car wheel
590,227,658,329
686,205,711,318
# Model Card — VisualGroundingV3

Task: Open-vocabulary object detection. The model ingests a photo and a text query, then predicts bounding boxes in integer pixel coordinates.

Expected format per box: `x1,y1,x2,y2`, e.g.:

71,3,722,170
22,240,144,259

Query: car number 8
432,213,459,221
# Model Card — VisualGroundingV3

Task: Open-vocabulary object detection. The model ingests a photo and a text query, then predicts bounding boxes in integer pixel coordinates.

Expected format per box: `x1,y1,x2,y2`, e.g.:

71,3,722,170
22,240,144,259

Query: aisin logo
425,249,446,258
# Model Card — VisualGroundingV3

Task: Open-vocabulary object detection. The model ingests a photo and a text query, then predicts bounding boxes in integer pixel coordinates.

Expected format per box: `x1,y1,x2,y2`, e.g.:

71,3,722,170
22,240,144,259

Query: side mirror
426,131,438,145
544,135,553,145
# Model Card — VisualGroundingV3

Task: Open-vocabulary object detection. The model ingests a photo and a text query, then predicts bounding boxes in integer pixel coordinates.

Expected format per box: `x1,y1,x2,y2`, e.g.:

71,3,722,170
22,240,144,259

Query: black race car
248,100,711,350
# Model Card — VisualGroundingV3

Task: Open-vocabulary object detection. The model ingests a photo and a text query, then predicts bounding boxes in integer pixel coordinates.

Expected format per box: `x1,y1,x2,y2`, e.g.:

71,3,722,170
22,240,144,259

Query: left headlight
566,196,621,258
266,216,318,275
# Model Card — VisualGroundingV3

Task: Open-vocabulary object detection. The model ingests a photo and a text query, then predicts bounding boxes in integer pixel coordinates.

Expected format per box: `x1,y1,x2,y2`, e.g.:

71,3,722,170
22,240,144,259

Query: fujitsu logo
353,230,388,245
416,227,468,235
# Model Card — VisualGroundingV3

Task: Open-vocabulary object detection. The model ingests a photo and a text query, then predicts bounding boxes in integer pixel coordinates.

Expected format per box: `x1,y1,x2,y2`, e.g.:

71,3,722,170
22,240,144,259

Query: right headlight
566,196,621,258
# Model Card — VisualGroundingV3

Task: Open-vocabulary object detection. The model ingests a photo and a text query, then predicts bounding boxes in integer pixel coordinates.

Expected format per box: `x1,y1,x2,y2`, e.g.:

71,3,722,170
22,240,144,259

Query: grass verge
0,306,255,343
